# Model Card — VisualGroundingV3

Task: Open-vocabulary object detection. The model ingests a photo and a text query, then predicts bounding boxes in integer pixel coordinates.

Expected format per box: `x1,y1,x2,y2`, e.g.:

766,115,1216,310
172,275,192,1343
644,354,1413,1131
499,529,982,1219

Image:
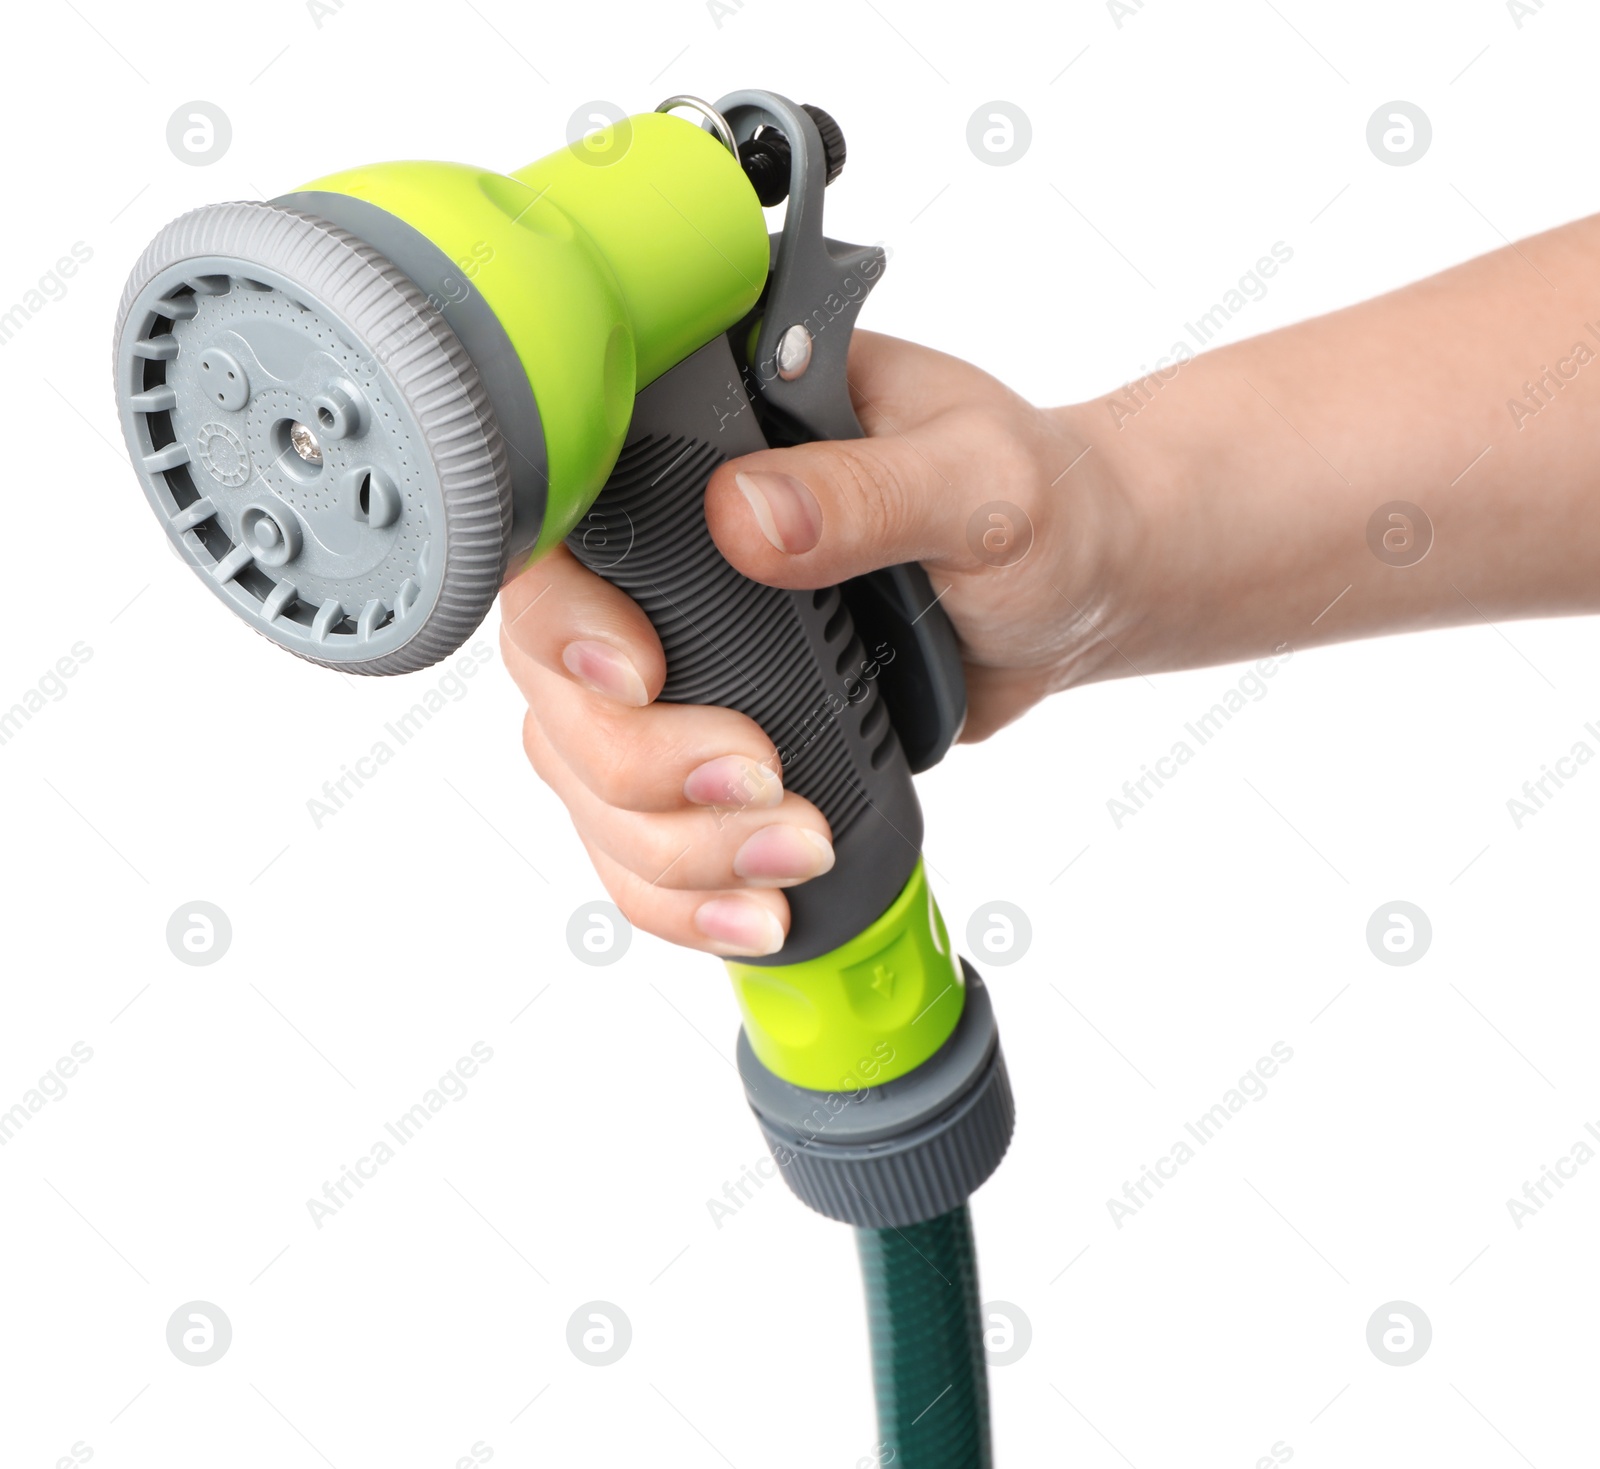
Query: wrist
1034,396,1155,691
1048,358,1325,682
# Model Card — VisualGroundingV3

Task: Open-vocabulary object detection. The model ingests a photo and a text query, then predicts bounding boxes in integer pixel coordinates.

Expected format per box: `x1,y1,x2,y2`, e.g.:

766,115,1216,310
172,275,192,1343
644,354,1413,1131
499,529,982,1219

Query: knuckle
621,822,673,883
669,710,774,771
949,407,1037,504
546,706,643,806
584,739,652,809
832,443,909,544
990,441,1038,501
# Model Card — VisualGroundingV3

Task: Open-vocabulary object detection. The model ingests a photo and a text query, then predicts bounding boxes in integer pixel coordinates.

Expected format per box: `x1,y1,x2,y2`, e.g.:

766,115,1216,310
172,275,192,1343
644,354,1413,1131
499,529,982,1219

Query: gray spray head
113,201,512,675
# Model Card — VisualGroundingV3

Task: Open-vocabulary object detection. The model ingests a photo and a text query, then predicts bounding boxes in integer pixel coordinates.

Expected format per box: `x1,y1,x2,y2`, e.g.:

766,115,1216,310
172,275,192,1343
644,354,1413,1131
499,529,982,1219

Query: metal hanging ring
654,95,739,156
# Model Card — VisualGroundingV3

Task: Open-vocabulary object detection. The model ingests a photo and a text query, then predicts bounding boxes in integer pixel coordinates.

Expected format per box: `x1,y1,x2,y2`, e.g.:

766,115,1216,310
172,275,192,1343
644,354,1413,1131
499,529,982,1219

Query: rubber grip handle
566,335,923,964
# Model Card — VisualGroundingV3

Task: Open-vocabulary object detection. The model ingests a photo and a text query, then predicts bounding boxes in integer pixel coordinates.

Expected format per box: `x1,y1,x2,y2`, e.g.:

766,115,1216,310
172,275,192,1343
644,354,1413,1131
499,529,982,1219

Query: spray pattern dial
113,206,510,675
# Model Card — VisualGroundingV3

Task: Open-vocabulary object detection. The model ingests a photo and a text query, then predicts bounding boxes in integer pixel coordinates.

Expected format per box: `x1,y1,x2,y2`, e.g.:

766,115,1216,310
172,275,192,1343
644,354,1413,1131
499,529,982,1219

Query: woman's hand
500,330,1130,956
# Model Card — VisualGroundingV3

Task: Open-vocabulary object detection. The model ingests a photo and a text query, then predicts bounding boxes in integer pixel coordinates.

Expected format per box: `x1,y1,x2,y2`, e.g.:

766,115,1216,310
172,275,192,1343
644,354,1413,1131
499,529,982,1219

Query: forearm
1075,213,1600,678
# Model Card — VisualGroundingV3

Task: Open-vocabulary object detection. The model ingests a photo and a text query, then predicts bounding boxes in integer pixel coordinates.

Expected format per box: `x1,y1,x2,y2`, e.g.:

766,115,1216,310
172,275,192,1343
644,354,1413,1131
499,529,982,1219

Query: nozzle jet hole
309,380,366,441
196,347,248,410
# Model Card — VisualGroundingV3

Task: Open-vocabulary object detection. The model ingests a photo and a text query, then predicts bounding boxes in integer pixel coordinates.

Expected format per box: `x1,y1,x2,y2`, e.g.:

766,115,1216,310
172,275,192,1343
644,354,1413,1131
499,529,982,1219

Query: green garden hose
858,1206,992,1468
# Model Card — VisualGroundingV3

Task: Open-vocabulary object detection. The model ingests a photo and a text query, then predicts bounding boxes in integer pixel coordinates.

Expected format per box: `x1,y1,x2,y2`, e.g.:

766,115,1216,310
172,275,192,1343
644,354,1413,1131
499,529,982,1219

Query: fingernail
735,470,822,554
561,639,648,706
695,896,786,956
733,825,836,887
684,755,784,809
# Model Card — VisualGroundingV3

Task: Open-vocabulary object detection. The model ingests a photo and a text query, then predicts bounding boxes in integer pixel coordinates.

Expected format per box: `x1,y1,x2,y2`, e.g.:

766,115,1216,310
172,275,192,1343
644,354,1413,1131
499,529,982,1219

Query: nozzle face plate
113,202,511,674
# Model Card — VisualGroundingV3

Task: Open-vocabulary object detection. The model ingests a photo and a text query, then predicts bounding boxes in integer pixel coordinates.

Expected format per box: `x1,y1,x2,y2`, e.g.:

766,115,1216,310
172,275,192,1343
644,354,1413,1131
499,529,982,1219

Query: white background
3,1,1598,1465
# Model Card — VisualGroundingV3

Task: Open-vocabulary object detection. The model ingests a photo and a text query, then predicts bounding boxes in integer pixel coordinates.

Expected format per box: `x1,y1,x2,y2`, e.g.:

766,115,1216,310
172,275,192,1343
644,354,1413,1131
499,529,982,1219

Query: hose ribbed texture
857,1205,991,1468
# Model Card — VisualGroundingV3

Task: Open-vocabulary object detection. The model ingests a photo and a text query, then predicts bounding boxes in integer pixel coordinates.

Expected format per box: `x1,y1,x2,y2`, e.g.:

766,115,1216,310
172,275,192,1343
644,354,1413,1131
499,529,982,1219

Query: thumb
704,432,953,590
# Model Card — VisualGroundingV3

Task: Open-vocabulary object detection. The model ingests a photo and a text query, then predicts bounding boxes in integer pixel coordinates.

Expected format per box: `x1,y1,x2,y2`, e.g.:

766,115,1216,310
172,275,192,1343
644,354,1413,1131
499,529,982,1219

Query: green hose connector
858,1204,992,1468
724,859,965,1092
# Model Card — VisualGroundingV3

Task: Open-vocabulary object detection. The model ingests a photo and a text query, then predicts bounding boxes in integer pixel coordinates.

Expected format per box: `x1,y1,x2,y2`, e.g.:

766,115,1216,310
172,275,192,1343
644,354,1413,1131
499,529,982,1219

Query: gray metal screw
289,422,322,464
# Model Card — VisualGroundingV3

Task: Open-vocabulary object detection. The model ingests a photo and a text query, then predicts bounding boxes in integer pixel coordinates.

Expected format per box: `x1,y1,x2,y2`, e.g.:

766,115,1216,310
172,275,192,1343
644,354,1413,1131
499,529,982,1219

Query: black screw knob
801,103,847,185
737,103,847,208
